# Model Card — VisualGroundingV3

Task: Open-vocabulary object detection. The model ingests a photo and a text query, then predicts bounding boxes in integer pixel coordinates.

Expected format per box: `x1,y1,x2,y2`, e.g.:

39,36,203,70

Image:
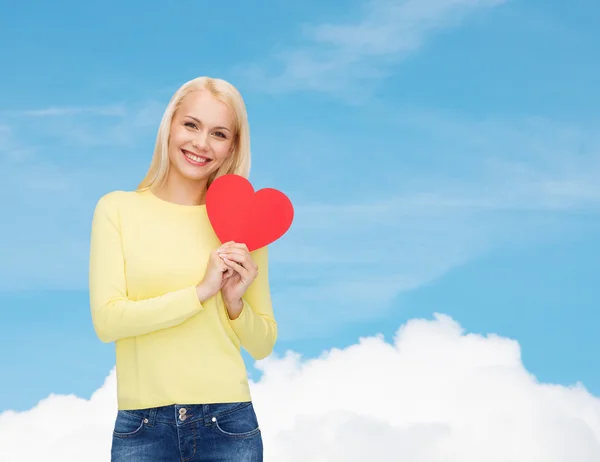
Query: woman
88,76,277,461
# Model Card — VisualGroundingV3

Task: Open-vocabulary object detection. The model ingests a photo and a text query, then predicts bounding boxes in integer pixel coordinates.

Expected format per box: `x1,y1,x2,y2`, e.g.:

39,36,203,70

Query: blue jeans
111,401,263,461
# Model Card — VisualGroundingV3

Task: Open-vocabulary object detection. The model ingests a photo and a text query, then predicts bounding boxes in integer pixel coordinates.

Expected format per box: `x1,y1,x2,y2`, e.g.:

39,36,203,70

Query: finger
222,254,253,276
218,249,258,271
222,257,251,283
217,242,234,253
219,251,256,272
221,242,249,252
212,248,231,267
223,256,258,284
220,252,248,269
217,257,229,273
218,247,248,259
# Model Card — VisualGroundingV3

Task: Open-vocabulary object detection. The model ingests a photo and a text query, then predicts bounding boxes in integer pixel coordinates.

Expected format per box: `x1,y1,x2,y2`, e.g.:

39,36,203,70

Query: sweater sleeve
88,193,205,343
227,245,278,360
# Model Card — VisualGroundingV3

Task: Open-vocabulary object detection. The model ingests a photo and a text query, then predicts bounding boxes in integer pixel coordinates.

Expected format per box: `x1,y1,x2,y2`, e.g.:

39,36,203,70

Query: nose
192,132,209,151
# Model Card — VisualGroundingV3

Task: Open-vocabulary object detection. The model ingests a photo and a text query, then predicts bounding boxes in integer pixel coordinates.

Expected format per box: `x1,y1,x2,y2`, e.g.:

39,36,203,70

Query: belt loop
202,404,211,424
147,407,157,426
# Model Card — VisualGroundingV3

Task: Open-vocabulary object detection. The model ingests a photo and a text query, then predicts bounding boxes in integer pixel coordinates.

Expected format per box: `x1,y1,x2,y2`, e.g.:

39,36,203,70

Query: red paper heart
206,174,294,252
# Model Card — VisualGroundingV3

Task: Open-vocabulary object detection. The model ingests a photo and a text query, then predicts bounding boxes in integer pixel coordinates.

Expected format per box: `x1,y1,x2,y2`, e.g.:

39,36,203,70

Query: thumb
219,258,229,273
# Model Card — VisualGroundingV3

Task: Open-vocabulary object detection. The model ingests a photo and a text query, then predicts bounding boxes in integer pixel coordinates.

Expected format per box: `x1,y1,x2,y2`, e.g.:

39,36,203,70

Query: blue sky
1,0,599,417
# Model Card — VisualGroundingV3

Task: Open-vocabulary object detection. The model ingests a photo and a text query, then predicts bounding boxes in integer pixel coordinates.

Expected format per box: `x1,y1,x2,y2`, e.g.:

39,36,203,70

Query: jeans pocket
113,410,147,438
211,402,261,438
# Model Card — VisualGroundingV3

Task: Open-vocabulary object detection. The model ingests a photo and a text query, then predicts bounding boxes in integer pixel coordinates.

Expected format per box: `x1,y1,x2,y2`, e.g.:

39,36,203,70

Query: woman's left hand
218,242,259,315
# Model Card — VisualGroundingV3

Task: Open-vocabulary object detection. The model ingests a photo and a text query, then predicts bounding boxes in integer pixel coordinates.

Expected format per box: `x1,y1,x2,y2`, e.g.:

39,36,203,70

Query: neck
153,173,209,206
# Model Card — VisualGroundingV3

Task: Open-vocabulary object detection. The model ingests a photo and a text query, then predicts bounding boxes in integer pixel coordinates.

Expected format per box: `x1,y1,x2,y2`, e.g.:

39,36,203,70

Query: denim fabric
111,401,263,461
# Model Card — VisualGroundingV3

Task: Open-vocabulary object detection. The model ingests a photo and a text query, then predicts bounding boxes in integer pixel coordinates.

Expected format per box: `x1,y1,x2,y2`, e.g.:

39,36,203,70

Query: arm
226,245,277,360
88,193,205,343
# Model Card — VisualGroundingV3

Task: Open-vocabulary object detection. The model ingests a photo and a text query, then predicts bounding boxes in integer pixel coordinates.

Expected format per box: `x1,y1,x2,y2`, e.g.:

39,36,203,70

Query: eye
184,122,197,129
213,131,227,139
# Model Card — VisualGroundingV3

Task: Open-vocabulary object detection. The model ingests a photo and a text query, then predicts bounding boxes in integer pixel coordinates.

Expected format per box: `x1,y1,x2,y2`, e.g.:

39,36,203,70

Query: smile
182,149,212,165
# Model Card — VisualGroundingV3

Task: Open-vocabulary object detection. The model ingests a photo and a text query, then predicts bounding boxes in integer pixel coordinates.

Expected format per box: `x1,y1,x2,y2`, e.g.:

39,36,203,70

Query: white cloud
0,371,117,461
238,0,508,99
2,314,599,461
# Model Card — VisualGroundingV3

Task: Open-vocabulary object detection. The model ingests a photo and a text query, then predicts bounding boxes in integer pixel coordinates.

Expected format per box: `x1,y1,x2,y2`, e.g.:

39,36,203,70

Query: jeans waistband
120,401,253,427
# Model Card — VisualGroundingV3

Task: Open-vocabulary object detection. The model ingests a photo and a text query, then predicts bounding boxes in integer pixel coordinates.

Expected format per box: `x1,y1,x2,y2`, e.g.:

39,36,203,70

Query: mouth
181,149,212,166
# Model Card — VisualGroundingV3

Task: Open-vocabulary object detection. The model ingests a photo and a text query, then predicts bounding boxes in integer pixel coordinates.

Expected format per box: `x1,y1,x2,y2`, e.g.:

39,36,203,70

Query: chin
175,161,218,182
182,168,214,182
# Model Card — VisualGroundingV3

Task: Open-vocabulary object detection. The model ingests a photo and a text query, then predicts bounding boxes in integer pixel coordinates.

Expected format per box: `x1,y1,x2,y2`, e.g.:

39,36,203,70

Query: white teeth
184,150,210,163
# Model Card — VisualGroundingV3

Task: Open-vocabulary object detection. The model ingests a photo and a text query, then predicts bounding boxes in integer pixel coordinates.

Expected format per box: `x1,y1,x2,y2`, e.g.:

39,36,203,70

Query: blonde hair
137,76,251,191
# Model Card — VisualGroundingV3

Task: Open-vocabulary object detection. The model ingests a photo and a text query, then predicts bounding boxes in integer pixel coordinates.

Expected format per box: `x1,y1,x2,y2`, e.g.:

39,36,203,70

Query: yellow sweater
88,188,277,410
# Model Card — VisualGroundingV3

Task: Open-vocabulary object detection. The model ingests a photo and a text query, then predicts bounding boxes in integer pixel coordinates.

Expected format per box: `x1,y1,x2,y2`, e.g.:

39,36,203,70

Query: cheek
169,128,188,148
167,141,180,163
167,131,191,160
213,140,234,159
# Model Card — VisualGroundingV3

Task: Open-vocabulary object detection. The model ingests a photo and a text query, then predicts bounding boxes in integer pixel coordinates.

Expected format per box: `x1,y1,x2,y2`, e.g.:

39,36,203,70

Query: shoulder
93,189,142,216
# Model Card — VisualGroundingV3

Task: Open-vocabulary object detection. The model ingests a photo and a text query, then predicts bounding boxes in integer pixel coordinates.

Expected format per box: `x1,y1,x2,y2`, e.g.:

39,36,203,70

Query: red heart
206,174,294,252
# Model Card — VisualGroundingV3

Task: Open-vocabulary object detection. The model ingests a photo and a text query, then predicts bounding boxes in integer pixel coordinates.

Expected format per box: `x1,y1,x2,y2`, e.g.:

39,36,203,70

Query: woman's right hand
196,242,234,302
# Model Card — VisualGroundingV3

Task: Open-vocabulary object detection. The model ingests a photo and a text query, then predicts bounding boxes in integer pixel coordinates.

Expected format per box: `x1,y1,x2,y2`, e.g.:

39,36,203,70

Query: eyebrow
185,115,231,132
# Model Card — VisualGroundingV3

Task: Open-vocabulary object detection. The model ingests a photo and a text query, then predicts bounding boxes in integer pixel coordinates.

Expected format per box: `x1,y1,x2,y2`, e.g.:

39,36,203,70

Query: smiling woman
138,77,251,204
88,76,275,462
171,93,235,185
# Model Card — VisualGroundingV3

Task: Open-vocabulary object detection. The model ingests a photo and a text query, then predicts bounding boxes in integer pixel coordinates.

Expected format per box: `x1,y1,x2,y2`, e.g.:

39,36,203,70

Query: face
167,89,236,184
